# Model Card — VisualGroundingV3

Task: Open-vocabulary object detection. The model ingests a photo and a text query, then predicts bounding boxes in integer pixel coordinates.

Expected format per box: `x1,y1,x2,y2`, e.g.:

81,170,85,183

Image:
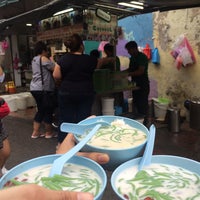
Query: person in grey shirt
30,41,56,139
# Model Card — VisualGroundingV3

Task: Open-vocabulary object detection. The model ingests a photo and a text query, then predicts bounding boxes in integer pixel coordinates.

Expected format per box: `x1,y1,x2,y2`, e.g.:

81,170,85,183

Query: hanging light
26,23,32,27
118,2,144,9
130,1,144,6
53,8,74,16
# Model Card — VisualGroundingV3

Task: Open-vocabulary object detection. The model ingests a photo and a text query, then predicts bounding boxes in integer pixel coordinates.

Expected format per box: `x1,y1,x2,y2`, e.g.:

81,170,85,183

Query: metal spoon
49,124,101,177
60,121,110,135
138,124,156,171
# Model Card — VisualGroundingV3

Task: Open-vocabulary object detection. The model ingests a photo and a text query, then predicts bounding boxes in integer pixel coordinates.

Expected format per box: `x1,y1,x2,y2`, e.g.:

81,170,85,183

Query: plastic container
4,96,18,112
15,95,27,110
26,94,36,107
22,92,36,107
7,81,16,94
111,71,129,90
153,98,169,120
93,69,111,93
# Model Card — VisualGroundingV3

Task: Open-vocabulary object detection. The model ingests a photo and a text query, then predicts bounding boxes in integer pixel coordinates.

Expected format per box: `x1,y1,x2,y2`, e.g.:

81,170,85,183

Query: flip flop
45,133,58,139
31,133,45,139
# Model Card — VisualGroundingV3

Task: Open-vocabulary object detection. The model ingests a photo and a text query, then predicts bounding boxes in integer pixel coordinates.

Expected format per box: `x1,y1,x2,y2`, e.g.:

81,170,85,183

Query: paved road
4,116,57,169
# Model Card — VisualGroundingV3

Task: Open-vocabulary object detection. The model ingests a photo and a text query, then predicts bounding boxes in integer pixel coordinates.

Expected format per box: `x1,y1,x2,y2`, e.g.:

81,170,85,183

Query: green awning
0,0,19,7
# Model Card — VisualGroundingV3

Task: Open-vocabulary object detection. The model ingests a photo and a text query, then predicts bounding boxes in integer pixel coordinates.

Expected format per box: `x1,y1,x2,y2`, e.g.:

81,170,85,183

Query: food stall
36,9,137,115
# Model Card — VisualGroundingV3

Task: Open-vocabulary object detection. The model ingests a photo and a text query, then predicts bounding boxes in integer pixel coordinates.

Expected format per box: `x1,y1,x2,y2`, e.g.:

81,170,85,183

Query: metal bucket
190,101,200,130
167,108,180,132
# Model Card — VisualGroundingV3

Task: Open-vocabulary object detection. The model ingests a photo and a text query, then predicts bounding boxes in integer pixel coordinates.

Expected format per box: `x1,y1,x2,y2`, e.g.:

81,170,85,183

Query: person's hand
0,184,93,200
57,115,110,165
56,133,110,165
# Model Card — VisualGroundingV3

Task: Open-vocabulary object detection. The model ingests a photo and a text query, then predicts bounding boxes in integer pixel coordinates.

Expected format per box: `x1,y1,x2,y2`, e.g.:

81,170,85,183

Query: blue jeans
58,92,94,143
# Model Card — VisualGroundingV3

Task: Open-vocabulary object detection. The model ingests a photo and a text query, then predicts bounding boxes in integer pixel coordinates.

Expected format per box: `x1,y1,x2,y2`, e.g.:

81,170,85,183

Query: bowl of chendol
75,115,149,170
111,155,200,200
0,154,107,200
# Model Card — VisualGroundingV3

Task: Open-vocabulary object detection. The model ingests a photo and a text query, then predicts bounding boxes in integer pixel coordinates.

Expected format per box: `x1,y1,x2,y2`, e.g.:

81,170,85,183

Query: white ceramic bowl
0,155,107,200
111,155,200,199
75,115,149,171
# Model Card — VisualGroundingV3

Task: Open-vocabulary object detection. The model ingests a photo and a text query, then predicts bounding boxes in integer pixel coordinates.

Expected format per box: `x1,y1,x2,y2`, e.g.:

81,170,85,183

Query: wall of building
119,8,200,113
118,13,153,47
151,8,200,105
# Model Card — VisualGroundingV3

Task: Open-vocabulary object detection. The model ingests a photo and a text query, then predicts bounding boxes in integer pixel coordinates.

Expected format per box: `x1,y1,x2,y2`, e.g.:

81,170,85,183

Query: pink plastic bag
171,35,195,69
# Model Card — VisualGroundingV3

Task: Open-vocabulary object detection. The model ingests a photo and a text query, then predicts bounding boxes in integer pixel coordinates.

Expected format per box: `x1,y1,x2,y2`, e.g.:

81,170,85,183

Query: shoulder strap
39,56,44,87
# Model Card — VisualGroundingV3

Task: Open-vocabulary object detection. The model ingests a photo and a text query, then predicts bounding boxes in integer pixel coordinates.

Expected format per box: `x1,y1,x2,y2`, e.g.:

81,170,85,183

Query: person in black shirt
53,34,97,143
125,41,150,126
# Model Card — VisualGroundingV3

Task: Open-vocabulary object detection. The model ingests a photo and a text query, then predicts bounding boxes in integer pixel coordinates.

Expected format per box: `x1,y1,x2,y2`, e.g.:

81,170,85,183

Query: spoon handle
138,124,156,171
60,121,109,135
49,124,101,177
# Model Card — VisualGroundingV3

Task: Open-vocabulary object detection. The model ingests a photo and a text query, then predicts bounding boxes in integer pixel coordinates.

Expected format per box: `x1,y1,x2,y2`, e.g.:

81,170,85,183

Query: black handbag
39,57,57,108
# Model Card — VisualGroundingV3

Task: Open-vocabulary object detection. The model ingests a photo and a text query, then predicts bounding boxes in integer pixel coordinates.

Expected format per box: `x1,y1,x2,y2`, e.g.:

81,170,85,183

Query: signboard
96,9,111,22
84,10,117,41
36,24,82,41
36,9,117,42
36,10,83,41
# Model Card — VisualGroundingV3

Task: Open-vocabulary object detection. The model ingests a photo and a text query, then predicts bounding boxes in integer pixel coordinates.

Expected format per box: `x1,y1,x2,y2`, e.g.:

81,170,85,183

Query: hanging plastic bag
151,48,160,64
171,35,195,69
175,55,183,70
179,47,193,67
143,43,151,60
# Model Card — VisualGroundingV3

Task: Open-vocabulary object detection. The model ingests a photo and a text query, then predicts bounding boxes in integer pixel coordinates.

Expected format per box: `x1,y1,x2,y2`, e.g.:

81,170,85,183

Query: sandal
31,133,45,139
45,133,58,139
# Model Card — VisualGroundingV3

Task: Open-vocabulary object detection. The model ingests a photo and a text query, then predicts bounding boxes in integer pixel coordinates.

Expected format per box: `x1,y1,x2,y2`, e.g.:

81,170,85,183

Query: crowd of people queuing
29,33,149,144
0,33,150,199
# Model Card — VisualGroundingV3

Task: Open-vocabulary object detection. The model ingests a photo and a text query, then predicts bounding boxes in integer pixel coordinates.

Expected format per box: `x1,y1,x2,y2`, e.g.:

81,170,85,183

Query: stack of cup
101,97,115,115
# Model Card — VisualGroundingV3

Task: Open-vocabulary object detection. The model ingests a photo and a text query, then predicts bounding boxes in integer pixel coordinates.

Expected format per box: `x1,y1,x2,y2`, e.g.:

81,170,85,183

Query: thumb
44,189,94,200
77,192,94,200
0,184,94,200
